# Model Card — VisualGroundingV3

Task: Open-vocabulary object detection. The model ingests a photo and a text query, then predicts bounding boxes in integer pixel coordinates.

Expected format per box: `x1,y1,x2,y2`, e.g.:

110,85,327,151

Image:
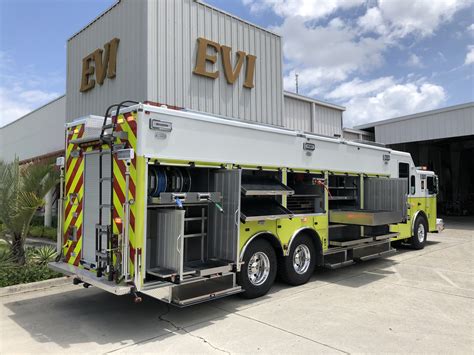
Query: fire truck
49,102,443,306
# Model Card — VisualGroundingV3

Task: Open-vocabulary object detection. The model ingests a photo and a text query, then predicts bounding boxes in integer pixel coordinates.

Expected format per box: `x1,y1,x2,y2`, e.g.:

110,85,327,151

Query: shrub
0,263,61,287
30,246,57,265
29,226,57,241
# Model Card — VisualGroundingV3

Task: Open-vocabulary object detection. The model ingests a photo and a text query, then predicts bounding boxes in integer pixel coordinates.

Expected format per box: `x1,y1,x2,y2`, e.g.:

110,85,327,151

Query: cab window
410,175,416,195
427,176,437,194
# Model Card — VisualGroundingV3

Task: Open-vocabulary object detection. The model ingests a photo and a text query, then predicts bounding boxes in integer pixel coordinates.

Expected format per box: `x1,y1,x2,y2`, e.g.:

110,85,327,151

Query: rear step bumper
141,273,242,307
48,262,132,296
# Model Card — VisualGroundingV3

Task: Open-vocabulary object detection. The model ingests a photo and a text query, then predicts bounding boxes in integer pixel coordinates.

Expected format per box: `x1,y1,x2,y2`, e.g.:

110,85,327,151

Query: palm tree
0,158,59,265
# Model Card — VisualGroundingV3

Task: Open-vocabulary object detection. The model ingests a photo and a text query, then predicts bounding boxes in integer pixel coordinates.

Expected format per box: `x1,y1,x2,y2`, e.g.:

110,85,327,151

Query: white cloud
468,24,474,34
464,45,474,65
343,80,446,127
406,53,424,68
326,76,396,100
275,17,386,94
377,0,471,38
243,0,365,19
0,52,61,127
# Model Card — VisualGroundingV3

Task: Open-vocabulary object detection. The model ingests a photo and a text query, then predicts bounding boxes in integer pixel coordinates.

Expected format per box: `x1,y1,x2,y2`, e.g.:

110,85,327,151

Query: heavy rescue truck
49,102,443,306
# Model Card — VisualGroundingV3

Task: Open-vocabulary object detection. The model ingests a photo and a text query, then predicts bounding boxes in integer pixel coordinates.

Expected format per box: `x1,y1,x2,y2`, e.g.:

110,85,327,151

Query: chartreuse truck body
49,103,443,306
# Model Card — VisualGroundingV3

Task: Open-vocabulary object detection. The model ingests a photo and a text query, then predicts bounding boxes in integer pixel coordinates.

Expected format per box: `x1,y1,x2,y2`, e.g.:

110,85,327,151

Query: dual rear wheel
237,234,317,299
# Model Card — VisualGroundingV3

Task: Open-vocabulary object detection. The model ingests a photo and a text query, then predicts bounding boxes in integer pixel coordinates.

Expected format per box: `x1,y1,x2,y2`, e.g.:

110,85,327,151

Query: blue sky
0,0,473,127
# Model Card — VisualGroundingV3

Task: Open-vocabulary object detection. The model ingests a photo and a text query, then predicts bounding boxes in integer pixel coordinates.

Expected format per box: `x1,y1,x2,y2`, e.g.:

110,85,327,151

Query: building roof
354,102,474,145
68,0,280,42
0,95,66,129
355,102,474,130
284,91,346,111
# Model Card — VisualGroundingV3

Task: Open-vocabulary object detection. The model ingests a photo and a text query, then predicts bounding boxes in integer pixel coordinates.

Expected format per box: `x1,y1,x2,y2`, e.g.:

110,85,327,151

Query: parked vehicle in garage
49,102,443,306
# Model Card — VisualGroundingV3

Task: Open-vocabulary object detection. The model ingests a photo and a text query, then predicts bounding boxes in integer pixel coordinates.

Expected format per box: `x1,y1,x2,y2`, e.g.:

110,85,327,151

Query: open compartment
286,172,325,215
145,166,241,283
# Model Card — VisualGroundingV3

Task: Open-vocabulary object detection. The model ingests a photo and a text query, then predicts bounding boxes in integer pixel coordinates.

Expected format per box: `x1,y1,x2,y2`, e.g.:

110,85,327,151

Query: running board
323,239,395,269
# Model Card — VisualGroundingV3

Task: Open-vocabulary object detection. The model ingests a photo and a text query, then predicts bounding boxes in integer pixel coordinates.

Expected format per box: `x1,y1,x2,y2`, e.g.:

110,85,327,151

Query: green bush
0,246,61,287
29,225,57,241
0,263,61,287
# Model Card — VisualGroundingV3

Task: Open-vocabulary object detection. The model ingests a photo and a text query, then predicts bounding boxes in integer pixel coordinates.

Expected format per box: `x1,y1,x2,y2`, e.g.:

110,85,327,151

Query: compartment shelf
240,197,293,222
241,175,294,196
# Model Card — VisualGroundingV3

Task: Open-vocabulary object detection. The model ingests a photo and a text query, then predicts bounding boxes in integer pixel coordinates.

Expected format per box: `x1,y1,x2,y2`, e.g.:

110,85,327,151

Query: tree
0,159,59,264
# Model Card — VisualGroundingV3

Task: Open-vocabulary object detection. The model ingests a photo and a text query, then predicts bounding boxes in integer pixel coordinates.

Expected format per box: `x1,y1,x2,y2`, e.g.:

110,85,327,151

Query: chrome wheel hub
247,252,270,286
293,244,311,275
417,223,425,243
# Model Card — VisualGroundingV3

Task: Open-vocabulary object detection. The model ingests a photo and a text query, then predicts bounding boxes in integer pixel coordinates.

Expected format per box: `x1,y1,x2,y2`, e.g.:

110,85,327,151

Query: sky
0,0,473,128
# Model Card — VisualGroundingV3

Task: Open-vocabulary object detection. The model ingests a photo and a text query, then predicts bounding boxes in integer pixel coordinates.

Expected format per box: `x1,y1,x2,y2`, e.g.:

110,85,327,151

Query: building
356,103,474,215
0,0,346,225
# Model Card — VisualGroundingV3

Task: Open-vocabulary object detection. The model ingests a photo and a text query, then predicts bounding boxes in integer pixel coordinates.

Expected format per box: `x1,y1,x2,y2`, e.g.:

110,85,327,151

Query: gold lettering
106,38,119,79
80,53,95,92
193,37,220,79
80,38,120,92
243,54,257,89
221,46,245,84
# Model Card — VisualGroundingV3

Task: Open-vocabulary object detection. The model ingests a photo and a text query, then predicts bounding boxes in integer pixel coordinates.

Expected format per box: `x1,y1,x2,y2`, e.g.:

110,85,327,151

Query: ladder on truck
96,101,138,281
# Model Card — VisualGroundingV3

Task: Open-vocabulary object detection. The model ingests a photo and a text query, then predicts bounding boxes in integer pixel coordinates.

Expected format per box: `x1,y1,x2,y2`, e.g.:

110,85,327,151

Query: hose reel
148,166,192,197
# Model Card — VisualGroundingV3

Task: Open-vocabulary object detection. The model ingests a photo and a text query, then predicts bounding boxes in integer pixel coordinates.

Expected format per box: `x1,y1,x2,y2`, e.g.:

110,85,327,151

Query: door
208,169,241,265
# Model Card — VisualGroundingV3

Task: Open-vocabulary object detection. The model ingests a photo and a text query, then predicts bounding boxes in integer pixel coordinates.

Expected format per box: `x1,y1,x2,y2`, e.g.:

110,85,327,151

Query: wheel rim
247,252,270,286
417,223,425,243
293,244,311,275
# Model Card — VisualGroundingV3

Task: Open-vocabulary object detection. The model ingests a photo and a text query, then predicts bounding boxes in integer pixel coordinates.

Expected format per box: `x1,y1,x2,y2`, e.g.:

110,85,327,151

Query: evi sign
193,37,256,89
80,38,120,93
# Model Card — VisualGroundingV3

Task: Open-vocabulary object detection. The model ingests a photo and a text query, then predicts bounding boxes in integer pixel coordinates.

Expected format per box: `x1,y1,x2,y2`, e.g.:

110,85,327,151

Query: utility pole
295,73,299,94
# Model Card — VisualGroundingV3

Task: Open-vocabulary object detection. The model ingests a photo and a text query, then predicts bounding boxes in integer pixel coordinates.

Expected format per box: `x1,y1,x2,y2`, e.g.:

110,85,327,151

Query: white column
44,188,53,227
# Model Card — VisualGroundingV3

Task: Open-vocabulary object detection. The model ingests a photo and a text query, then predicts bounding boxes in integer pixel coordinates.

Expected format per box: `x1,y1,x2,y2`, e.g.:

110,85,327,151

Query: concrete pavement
1,218,473,354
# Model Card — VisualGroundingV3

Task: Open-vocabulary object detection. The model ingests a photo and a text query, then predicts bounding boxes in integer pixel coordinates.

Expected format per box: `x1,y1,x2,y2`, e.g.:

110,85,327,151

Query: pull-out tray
241,175,294,196
329,209,403,226
241,197,293,222
149,192,222,205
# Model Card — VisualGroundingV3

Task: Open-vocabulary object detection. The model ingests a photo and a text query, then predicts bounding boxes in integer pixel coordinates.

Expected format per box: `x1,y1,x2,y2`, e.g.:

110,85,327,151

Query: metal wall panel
0,96,66,162
314,104,343,137
283,94,343,136
66,0,148,121
374,104,474,144
284,96,312,131
147,0,283,126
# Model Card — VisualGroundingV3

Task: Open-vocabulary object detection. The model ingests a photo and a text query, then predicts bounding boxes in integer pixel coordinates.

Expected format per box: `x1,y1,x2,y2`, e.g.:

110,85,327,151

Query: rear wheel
238,239,277,299
411,216,427,250
279,234,316,286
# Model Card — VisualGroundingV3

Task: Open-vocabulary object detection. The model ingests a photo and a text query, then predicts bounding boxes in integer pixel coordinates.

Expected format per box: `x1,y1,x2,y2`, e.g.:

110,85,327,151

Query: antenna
295,73,299,94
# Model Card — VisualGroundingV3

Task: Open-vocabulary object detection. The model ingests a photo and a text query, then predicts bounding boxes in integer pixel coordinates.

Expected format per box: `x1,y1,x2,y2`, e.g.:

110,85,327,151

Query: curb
0,276,71,297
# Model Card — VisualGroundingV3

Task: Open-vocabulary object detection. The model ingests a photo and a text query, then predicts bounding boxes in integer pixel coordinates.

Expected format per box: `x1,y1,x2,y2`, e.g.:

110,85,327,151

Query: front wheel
411,216,427,250
238,239,277,299
279,234,316,286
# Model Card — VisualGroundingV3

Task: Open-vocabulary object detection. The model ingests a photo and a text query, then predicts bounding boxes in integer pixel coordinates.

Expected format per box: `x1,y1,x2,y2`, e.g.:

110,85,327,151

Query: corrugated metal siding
0,96,66,162
147,0,283,126
314,104,342,137
343,130,360,141
66,0,148,121
375,105,474,144
284,96,312,131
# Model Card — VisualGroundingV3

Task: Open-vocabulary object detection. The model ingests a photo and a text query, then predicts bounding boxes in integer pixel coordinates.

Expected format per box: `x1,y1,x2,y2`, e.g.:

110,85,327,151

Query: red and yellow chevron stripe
61,111,139,275
63,124,85,266
113,112,138,266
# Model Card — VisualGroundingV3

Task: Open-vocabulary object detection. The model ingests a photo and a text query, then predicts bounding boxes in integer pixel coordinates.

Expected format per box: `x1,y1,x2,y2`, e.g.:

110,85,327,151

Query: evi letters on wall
193,37,256,89
80,38,120,93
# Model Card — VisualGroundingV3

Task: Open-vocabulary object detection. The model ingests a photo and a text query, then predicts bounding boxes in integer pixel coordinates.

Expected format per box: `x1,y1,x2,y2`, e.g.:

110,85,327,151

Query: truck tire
278,234,316,286
411,216,428,250
238,239,277,299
